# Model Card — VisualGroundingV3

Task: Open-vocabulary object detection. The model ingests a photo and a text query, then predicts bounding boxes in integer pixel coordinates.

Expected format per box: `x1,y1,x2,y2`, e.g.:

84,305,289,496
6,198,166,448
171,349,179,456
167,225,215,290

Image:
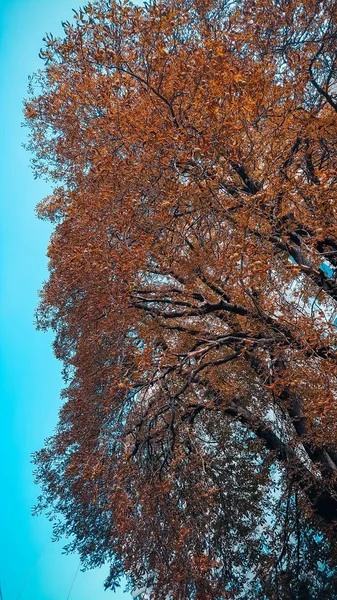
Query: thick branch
223,399,337,524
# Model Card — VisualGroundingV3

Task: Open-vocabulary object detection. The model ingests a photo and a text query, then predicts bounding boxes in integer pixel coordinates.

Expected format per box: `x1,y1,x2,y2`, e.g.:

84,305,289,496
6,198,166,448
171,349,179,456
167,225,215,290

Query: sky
0,1,131,599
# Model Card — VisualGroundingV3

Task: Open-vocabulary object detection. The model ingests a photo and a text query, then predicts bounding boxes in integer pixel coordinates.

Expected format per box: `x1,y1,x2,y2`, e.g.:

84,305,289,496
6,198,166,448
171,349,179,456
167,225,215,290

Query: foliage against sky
25,0,337,598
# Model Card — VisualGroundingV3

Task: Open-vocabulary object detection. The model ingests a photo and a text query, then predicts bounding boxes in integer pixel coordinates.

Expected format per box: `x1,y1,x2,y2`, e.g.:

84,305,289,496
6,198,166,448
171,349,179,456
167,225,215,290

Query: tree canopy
25,0,337,597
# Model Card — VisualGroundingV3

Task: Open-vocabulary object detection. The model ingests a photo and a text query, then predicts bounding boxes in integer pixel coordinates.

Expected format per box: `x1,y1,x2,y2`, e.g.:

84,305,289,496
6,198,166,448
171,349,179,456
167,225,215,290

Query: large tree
26,0,337,597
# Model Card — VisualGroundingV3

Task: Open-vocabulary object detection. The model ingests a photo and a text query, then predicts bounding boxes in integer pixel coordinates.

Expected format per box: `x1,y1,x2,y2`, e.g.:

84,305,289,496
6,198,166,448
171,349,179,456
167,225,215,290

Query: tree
25,0,337,597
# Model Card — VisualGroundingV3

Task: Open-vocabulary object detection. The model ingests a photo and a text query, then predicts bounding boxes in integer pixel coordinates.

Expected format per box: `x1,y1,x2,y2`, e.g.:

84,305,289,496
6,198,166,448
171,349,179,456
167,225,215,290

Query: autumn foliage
25,0,337,597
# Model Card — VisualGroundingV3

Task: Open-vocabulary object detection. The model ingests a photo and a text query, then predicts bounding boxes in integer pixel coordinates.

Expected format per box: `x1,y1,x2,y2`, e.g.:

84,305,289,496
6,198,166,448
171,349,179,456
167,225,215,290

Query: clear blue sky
0,1,130,598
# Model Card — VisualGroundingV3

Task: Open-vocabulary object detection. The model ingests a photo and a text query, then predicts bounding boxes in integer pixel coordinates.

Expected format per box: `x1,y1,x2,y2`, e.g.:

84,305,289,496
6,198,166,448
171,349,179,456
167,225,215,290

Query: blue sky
0,1,130,598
